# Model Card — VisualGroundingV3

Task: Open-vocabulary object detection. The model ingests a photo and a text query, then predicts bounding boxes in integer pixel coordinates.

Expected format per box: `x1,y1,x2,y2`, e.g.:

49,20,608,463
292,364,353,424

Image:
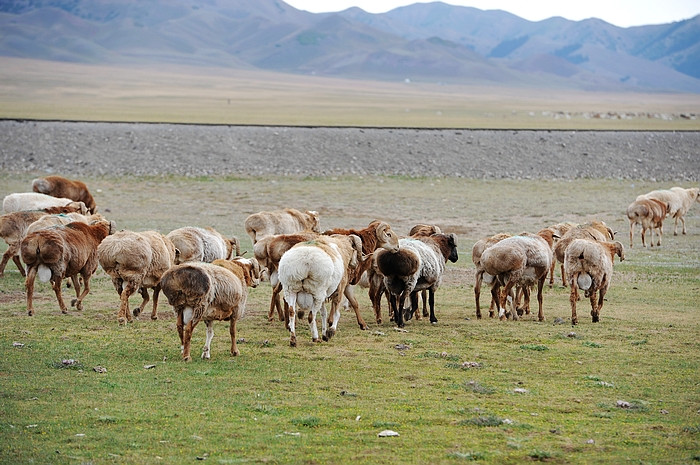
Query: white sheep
564,239,624,325
97,230,177,324
166,226,240,264
160,260,257,361
479,230,553,321
668,187,700,235
244,208,320,244
278,234,363,346
3,192,87,215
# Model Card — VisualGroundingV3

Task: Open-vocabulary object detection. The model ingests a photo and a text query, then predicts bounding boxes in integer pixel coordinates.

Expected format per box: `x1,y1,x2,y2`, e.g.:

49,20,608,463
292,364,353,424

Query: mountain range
1,0,699,93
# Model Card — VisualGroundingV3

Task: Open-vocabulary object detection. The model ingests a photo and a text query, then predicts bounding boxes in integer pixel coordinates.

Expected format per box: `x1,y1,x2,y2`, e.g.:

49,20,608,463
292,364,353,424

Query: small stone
660,409,669,415
586,439,595,444
93,366,107,373
514,388,528,394
617,400,631,409
378,430,400,437
12,342,24,348
144,364,157,370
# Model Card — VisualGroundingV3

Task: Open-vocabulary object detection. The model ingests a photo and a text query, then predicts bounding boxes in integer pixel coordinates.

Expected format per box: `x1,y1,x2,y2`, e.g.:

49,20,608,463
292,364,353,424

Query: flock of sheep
1,176,698,361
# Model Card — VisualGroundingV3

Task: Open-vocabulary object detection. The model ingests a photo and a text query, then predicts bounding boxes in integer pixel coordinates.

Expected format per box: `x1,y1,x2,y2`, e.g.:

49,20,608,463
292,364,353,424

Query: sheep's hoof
150,313,158,321
231,349,240,357
117,316,127,325
571,319,578,326
183,355,192,362
290,335,297,347
61,308,69,314
201,351,210,360
312,337,322,343
132,307,141,318
499,315,507,321
376,318,383,325
359,323,368,331
27,310,34,316
326,328,336,340
591,314,600,323
430,318,438,325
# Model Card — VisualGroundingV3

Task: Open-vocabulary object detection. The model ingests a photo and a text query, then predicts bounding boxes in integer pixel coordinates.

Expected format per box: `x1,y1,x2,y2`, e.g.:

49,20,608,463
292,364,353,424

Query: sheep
244,208,320,244
3,192,87,215
166,226,240,264
32,175,98,214
627,197,667,248
278,234,364,346
471,232,511,319
322,220,400,329
668,187,699,235
213,257,261,289
406,224,441,320
374,233,458,328
20,219,115,315
0,204,87,277
479,229,553,322
253,231,320,323
160,260,256,361
26,212,102,236
564,239,624,325
545,222,576,287
97,230,177,325
553,220,615,287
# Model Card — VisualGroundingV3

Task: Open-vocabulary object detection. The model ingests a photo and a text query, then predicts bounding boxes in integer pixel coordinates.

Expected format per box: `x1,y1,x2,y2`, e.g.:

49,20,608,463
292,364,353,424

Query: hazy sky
284,0,700,28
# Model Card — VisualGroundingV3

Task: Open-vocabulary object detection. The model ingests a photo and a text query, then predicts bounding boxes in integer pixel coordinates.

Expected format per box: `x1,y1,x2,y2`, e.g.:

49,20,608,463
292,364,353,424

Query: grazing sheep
32,175,97,214
668,187,700,235
627,197,667,248
545,222,575,287
471,232,511,319
20,219,115,315
278,234,363,346
564,239,624,325
26,212,102,236
553,221,615,287
479,230,553,322
166,226,240,264
374,233,458,328
213,257,261,289
406,224,441,320
0,204,87,277
160,261,255,361
244,208,320,244
322,220,400,329
97,230,177,325
253,231,320,323
3,192,87,215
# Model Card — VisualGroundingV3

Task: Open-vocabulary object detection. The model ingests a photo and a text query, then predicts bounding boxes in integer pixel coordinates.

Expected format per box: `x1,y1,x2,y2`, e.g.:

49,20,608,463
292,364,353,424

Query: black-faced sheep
374,233,458,328
564,239,624,325
244,208,320,244
278,234,363,346
97,230,177,325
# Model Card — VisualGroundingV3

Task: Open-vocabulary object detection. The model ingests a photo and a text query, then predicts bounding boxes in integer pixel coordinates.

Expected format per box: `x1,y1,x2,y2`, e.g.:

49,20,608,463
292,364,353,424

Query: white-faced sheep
166,226,240,264
374,233,458,328
564,239,624,325
32,175,98,214
278,234,363,346
244,208,320,244
160,259,258,361
97,230,177,325
479,230,553,321
0,204,87,277
3,192,87,215
20,219,115,315
627,197,667,248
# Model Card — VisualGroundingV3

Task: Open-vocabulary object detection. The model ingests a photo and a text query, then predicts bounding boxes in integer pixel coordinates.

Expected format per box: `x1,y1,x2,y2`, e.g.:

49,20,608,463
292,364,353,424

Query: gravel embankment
0,120,697,180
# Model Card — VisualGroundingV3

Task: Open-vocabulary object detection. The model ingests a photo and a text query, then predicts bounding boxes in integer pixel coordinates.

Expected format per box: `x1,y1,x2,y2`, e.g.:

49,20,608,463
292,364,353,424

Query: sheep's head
347,234,364,269
306,210,321,233
375,222,400,253
445,233,459,263
613,241,625,262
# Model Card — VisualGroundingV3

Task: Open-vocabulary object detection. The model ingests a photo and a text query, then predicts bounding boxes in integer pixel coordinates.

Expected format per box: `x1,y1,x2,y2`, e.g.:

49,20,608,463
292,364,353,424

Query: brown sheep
166,226,240,264
471,232,511,319
160,261,254,361
0,204,86,277
627,197,667,248
97,230,177,325
244,208,320,244
32,175,97,214
553,220,615,287
20,219,115,315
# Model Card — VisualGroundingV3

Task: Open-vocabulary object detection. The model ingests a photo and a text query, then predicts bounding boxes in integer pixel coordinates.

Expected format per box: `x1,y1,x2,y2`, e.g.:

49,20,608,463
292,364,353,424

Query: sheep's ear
174,248,182,265
251,258,261,280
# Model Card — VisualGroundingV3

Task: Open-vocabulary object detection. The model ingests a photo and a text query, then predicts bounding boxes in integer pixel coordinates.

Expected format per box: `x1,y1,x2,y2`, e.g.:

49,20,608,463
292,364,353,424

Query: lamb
97,230,177,325
0,204,87,277
160,260,257,361
166,226,240,264
626,197,667,247
553,221,615,287
322,220,400,329
253,231,320,323
471,232,511,319
244,208,320,244
564,239,624,325
278,234,363,346
32,175,98,214
479,229,553,321
20,219,115,315
3,192,87,215
374,233,458,328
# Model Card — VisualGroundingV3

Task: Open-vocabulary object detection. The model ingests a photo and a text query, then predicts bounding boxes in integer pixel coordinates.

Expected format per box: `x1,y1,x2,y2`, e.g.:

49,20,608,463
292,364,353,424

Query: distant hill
0,0,698,92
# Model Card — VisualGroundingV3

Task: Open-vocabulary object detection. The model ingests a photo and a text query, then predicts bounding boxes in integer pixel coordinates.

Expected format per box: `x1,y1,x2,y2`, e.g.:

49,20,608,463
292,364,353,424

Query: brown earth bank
0,120,698,180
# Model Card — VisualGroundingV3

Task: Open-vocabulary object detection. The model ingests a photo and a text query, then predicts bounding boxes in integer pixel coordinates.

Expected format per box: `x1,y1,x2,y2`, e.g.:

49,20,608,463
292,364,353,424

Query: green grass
1,174,699,464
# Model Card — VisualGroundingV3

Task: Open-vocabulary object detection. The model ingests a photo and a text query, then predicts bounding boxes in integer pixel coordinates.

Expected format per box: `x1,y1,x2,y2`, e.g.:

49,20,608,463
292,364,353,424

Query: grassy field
1,173,699,464
1,57,700,130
